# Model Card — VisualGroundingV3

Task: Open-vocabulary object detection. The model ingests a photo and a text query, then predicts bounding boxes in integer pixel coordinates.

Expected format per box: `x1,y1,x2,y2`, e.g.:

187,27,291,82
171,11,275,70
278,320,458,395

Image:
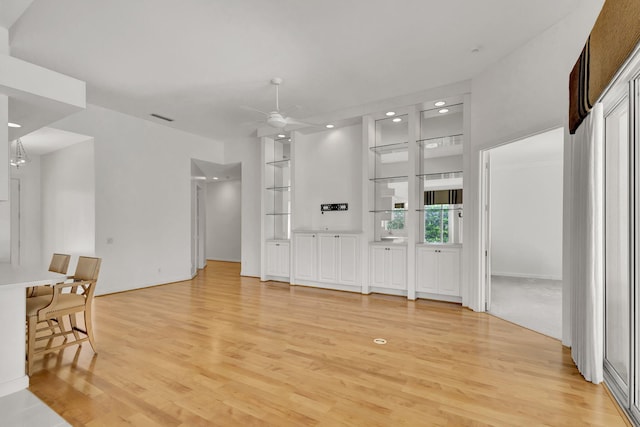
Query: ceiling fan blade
285,117,318,127
239,105,269,116
240,119,265,127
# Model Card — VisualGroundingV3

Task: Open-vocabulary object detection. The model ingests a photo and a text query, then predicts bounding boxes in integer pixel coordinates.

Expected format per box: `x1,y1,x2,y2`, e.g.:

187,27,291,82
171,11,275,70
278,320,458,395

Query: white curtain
570,102,604,384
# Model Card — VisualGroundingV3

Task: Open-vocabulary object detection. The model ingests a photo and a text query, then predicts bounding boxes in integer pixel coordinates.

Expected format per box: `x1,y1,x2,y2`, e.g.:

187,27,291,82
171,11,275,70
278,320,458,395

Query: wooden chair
26,256,101,375
27,253,71,297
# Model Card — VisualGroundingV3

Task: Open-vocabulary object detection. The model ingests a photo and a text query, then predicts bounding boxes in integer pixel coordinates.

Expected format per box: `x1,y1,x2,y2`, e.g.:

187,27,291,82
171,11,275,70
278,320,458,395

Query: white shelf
370,142,408,154
266,159,290,168
266,186,291,192
369,175,408,183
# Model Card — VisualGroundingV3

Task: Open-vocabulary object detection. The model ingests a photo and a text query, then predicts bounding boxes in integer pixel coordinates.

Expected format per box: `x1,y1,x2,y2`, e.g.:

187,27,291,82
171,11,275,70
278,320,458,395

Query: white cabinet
369,245,406,290
318,234,338,282
266,241,290,278
318,234,359,286
338,234,358,286
292,232,360,288
416,246,460,296
294,233,316,281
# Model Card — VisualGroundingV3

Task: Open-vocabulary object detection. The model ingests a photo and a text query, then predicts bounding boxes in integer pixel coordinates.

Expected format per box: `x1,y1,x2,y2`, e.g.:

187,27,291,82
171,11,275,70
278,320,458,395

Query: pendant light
10,138,30,168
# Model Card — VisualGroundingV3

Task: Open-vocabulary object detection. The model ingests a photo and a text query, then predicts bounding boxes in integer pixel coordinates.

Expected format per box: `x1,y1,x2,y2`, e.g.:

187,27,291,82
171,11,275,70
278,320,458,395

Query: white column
0,285,29,396
406,106,418,300
0,94,7,201
0,94,9,263
0,26,8,55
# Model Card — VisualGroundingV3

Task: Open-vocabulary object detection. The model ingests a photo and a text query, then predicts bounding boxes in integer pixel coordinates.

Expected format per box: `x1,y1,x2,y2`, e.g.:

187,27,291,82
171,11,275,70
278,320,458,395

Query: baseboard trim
0,375,29,398
96,275,193,297
207,258,241,263
492,272,562,281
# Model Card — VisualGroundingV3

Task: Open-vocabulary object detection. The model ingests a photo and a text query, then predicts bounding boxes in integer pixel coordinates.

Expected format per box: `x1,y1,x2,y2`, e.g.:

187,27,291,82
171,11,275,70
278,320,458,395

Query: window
386,209,406,232
424,203,462,243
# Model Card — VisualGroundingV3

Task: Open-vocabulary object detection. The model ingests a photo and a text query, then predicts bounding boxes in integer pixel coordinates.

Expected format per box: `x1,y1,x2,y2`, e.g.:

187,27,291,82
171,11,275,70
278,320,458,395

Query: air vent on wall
150,113,174,122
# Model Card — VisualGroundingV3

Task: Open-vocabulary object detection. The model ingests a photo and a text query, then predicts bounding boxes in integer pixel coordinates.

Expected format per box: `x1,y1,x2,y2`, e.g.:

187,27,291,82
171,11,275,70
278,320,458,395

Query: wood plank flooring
28,261,628,426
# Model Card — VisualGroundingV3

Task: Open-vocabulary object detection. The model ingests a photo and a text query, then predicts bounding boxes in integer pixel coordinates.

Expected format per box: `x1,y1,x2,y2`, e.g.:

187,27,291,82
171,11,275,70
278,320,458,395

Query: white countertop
0,264,67,289
292,229,363,234
417,243,463,248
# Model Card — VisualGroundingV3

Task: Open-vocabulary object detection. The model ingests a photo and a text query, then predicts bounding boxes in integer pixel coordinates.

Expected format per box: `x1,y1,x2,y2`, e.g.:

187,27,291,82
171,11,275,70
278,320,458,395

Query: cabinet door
369,246,387,288
294,234,316,282
318,234,338,283
266,242,280,277
438,248,460,296
387,246,407,290
338,234,358,286
278,242,290,278
416,248,438,293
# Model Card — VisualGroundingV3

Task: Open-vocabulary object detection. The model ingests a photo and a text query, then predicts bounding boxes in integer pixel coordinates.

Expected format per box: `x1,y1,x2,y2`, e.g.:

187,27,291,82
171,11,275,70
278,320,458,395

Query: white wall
294,125,363,231
490,128,563,280
463,0,604,312
41,139,95,271
206,179,241,262
224,137,260,277
51,104,224,295
0,95,7,202
9,154,41,267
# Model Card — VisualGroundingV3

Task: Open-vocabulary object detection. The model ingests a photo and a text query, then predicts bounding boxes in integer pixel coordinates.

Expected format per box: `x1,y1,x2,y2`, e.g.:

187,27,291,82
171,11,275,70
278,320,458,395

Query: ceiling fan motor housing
267,112,287,128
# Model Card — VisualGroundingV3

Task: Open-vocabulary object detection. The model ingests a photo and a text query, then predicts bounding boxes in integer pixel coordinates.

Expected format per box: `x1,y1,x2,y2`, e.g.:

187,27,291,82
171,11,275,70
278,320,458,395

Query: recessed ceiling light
212,177,219,180
277,134,286,138
386,111,396,116
288,138,291,142
392,118,402,123
438,108,449,114
326,124,335,129
8,122,21,128
434,101,446,107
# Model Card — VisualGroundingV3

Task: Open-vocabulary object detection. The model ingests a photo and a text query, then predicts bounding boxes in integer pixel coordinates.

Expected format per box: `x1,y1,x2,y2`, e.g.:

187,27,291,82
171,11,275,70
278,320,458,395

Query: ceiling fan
243,77,311,129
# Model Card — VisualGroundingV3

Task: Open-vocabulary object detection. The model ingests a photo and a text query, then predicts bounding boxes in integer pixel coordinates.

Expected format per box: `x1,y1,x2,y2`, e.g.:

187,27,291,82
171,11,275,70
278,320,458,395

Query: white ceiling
0,0,33,29
9,0,581,141
18,127,92,155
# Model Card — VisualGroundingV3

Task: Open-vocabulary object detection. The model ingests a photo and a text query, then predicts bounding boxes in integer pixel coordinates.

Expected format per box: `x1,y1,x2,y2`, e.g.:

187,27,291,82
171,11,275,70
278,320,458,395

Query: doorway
482,128,564,339
191,159,242,274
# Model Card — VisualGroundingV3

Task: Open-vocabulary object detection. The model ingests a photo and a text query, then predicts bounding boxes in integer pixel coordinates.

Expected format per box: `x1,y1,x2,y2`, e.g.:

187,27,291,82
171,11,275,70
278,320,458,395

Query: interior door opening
482,128,564,340
191,159,242,276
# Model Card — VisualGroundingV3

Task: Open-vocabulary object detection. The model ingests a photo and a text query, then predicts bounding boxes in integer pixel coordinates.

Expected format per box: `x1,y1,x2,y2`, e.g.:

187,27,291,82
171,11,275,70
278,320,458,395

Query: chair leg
69,314,81,341
27,315,37,376
56,317,69,341
84,310,97,354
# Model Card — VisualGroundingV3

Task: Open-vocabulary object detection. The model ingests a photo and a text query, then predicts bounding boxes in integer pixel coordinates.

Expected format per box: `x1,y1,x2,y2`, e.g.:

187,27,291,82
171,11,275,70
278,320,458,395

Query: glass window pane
605,100,630,386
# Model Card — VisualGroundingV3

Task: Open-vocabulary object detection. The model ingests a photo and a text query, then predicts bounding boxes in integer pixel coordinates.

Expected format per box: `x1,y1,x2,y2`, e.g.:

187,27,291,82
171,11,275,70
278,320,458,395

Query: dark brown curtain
569,0,640,134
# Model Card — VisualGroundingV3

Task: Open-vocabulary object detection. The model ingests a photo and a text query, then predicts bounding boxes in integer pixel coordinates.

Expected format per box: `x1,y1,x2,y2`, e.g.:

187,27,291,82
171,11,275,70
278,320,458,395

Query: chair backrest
48,253,71,274
74,256,102,281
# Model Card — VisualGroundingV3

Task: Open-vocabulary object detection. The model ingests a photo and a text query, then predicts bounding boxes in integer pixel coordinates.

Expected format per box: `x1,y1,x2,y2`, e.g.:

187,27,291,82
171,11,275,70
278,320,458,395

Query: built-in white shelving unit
364,112,412,296
261,135,292,282
414,101,464,302
259,94,467,303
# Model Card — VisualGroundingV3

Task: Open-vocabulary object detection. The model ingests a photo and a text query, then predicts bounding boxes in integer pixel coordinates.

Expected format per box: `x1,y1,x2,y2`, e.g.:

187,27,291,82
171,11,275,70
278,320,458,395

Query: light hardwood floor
28,261,628,426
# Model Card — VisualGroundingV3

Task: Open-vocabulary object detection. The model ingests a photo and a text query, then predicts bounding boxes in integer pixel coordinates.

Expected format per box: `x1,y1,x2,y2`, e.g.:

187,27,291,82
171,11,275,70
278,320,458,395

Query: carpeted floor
489,275,562,340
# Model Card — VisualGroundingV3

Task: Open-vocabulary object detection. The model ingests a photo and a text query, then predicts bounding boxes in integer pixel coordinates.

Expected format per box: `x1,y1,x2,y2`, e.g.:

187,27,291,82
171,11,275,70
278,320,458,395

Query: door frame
480,151,491,311
478,126,565,315
10,178,20,266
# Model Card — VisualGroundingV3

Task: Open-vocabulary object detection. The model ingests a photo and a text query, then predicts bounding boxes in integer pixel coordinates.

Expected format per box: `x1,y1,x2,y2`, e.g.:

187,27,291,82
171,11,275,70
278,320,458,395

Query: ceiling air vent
150,113,174,122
